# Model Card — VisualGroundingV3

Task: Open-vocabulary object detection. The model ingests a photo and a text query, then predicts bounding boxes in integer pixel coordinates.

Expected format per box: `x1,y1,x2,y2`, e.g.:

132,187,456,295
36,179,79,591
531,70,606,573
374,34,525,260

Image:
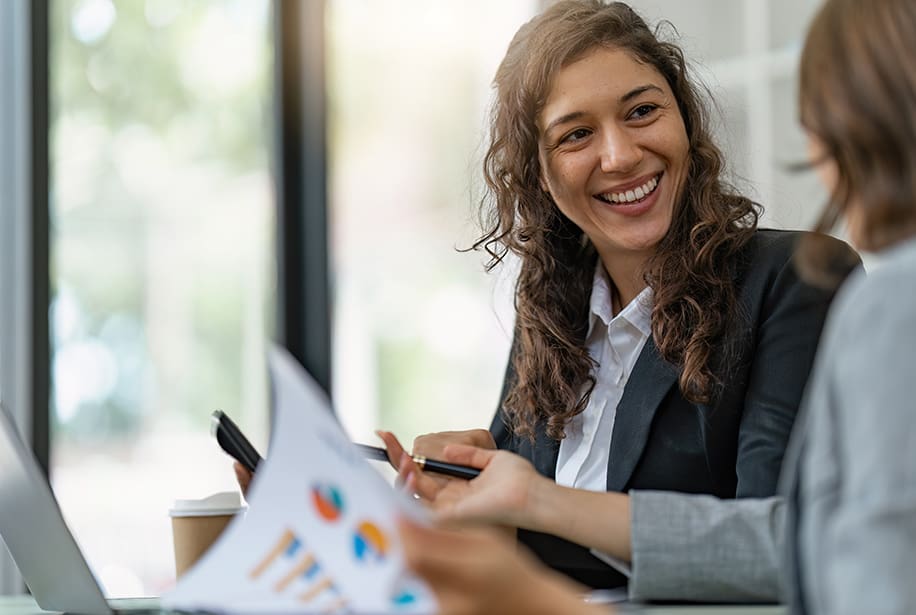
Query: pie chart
311,484,344,522
353,520,388,562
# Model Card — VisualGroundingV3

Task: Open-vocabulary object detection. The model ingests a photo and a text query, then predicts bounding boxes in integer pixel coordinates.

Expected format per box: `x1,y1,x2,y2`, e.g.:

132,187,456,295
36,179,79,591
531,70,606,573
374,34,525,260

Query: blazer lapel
606,336,678,491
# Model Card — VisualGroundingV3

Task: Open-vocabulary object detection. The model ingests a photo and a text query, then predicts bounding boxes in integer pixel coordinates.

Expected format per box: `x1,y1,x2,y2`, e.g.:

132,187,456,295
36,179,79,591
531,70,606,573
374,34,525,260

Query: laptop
0,402,164,614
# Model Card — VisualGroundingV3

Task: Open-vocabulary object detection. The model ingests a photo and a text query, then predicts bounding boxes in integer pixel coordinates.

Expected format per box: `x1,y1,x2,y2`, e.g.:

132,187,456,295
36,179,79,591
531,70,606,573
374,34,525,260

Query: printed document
163,346,435,613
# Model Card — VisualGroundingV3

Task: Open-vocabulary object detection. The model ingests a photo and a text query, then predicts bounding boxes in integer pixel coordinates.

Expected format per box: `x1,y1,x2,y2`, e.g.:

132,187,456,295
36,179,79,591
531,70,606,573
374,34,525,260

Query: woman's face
537,46,690,264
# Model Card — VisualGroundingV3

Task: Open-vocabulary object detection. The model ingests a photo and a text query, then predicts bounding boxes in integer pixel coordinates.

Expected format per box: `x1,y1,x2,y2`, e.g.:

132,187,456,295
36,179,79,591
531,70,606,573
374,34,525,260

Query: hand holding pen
213,411,537,530
211,409,485,498
397,440,544,530
374,429,495,500
357,443,480,480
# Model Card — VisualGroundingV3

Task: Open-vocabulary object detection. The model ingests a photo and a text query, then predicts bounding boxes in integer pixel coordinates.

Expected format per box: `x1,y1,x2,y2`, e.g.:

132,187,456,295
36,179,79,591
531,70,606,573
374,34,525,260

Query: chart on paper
162,347,435,614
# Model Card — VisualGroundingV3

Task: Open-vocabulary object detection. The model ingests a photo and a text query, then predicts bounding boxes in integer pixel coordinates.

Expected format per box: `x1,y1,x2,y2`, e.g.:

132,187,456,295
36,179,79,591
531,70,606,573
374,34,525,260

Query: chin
623,227,670,254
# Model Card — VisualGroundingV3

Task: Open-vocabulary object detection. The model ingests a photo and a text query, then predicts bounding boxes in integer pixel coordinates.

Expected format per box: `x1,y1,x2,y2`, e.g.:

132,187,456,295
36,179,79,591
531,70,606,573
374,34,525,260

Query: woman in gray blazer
399,0,916,612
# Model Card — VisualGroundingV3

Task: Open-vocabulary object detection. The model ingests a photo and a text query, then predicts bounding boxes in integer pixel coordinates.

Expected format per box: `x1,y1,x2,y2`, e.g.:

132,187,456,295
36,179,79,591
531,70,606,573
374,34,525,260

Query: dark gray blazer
490,229,860,589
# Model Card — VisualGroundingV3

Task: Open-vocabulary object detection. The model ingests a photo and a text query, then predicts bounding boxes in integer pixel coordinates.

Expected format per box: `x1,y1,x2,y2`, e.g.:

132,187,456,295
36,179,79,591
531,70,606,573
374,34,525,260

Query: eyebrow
542,84,666,135
621,84,664,103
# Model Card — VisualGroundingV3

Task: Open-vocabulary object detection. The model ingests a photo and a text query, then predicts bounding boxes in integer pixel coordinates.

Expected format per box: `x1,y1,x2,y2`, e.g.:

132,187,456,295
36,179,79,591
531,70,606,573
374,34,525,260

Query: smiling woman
398,0,916,611
385,0,861,592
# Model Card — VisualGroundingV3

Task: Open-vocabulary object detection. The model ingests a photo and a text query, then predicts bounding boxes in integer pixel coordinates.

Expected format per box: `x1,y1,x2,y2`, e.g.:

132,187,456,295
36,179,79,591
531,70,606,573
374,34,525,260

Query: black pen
356,443,481,480
211,408,481,480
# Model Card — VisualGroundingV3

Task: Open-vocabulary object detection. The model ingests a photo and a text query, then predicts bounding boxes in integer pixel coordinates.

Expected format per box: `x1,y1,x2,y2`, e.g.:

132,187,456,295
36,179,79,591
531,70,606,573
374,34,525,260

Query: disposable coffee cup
169,491,245,578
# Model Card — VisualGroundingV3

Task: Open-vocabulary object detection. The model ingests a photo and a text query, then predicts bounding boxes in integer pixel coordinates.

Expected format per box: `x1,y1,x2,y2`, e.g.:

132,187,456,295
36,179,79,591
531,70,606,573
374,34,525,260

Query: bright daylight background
49,0,826,598
50,0,274,597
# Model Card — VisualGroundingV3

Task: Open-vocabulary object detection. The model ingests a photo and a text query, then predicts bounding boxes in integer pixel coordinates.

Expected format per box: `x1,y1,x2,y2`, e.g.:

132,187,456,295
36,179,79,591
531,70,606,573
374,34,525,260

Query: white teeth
600,175,660,205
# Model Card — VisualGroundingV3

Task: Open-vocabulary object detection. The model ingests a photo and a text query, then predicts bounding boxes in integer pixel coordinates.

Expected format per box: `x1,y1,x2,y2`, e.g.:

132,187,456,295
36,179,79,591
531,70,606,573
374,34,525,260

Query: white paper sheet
162,346,436,614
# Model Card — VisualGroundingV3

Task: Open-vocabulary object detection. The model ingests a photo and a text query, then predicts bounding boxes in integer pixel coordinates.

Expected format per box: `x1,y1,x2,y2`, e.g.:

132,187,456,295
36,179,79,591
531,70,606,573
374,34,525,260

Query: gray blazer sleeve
629,491,784,602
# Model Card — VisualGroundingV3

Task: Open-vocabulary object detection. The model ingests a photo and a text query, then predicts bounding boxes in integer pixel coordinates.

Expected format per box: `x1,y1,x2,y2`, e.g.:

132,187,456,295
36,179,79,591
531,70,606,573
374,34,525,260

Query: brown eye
629,104,658,120
561,128,591,143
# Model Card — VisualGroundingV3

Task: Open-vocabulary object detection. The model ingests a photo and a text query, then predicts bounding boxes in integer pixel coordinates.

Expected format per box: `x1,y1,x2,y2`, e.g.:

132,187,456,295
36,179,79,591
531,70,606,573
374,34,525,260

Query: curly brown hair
476,0,760,441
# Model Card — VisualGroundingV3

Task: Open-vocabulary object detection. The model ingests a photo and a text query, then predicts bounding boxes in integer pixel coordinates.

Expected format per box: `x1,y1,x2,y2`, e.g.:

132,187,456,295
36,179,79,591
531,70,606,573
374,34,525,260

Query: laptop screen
0,403,114,615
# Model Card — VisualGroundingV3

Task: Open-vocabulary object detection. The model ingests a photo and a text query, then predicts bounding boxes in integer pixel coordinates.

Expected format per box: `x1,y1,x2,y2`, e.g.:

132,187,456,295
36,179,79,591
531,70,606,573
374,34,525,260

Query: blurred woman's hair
799,0,916,273
475,0,759,441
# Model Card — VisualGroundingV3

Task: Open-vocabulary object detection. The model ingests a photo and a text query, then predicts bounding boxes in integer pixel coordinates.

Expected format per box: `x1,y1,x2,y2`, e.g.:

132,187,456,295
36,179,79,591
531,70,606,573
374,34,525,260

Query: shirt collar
587,264,654,338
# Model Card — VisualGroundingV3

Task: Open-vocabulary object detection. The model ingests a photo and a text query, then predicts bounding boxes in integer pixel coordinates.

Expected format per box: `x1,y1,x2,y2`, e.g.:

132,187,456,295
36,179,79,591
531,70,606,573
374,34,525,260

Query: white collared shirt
555,265,653,493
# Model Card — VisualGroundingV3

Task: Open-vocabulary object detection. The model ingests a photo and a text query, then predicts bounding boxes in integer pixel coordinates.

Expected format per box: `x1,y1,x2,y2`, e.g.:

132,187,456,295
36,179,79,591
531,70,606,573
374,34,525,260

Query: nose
598,126,642,174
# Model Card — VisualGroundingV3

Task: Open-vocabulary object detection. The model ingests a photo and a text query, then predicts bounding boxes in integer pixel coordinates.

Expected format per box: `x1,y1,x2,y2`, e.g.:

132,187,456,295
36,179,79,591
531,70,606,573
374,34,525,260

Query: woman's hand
398,518,604,615
376,430,452,500
234,462,252,497
419,444,634,562
411,429,495,459
406,444,553,530
377,429,496,502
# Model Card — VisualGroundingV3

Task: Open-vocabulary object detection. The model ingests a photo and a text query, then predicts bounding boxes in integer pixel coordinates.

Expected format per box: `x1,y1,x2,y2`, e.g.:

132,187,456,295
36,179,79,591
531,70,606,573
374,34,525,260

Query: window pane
328,1,536,446
50,0,274,596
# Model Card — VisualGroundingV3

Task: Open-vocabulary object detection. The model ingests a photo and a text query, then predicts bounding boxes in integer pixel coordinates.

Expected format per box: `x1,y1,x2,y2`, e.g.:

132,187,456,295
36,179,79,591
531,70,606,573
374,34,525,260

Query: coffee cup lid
169,491,246,517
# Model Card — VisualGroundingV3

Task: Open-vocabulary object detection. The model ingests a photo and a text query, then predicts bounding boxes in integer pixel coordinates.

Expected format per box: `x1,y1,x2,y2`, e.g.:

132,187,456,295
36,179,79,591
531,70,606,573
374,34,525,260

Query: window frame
274,0,332,397
0,0,50,594
0,0,332,596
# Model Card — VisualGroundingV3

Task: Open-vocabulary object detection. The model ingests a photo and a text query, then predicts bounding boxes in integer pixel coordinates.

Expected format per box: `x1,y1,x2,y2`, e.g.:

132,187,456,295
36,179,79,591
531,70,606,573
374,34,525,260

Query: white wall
629,0,827,230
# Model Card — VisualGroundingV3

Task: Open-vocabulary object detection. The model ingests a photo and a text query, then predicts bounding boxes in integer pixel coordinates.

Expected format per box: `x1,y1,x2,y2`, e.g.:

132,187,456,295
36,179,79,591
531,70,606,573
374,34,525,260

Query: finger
412,429,497,458
466,429,498,449
411,432,444,458
394,453,413,490
396,453,416,492
400,455,442,498
399,452,419,476
413,470,448,501
404,471,415,491
233,462,252,496
396,454,426,489
398,453,450,500
375,430,407,470
440,444,497,469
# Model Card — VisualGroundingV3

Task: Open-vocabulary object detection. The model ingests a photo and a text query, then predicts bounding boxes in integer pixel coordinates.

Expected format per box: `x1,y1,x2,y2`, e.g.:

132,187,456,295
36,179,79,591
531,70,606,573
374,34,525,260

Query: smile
595,173,661,205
